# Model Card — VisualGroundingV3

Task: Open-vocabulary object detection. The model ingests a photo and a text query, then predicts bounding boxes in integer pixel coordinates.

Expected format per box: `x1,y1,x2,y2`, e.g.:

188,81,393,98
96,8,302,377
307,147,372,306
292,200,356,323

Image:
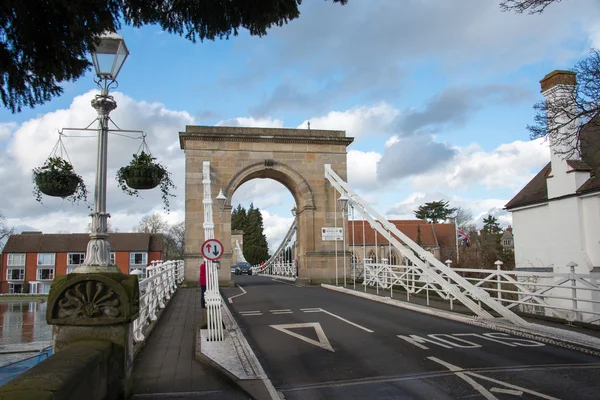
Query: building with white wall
505,70,600,274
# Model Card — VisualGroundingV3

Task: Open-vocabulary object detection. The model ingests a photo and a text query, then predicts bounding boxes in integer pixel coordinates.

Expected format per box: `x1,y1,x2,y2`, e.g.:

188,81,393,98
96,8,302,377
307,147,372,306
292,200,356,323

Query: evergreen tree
231,203,270,265
414,200,457,224
231,205,247,231
1,0,347,112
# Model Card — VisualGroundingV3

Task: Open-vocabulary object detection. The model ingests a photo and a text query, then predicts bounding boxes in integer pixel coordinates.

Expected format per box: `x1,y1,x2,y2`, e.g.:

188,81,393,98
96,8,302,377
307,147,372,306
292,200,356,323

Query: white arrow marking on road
270,322,335,352
428,357,560,400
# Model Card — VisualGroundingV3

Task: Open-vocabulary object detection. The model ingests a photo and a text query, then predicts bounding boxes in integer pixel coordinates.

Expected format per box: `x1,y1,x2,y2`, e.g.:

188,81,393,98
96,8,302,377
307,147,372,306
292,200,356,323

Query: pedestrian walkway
131,288,250,399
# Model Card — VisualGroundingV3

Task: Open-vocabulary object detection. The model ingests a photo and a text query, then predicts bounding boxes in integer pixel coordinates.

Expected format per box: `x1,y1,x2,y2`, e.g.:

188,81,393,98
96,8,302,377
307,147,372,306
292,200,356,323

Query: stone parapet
0,340,116,399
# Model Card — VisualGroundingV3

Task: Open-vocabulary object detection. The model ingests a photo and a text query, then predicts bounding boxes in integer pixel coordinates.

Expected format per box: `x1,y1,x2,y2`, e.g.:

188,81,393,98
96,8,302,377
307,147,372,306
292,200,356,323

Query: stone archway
179,126,354,285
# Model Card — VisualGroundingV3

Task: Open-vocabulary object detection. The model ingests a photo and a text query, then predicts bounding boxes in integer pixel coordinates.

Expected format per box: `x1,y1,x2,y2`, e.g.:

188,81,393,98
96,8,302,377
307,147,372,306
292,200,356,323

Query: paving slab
131,288,250,399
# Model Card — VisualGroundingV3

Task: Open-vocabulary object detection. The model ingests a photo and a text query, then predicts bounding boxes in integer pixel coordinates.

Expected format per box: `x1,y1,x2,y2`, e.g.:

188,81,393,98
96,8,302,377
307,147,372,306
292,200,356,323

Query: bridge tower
179,126,354,285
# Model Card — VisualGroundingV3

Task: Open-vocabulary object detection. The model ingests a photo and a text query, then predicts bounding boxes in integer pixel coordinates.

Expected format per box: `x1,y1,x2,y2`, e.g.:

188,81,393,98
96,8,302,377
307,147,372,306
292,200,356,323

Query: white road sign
322,227,343,241
202,238,224,261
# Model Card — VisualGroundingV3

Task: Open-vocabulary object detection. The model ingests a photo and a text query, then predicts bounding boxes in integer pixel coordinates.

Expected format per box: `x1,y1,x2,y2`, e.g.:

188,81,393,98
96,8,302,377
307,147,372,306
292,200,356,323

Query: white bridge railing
357,259,600,325
133,260,184,343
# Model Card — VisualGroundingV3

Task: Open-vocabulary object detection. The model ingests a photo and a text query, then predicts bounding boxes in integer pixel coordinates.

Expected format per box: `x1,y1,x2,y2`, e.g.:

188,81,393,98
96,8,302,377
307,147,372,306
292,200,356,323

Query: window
130,252,148,266
7,253,25,266
6,268,24,280
8,283,23,294
367,251,377,262
37,268,55,280
389,251,399,265
110,252,116,265
37,253,55,266
68,253,85,265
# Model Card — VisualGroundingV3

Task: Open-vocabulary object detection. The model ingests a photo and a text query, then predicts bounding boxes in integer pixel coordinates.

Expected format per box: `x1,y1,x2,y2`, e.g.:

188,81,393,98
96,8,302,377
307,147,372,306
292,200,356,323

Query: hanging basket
124,166,163,190
35,171,80,198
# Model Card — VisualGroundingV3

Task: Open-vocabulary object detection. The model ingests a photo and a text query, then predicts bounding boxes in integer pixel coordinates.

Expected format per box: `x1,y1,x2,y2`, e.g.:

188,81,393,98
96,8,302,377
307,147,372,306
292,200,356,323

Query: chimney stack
540,70,583,198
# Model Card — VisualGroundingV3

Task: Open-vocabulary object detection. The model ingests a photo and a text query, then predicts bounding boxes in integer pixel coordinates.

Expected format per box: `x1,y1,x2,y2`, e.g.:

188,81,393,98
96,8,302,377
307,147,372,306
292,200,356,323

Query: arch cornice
224,161,315,212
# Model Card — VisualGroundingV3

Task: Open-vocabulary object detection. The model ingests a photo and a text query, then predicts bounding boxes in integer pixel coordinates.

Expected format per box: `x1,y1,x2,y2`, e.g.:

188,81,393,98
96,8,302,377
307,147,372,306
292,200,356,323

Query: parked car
234,262,253,275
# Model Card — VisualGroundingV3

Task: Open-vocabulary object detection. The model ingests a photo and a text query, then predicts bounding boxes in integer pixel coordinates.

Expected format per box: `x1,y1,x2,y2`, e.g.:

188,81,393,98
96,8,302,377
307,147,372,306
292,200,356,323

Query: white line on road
240,313,262,316
270,322,334,352
269,309,291,312
272,311,293,315
227,285,247,304
490,388,523,396
271,279,302,287
301,308,374,332
428,356,560,400
239,310,261,314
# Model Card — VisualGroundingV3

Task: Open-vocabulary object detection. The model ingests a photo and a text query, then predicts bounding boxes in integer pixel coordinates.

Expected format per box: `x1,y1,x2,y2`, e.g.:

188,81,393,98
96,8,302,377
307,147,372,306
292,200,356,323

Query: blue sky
1,0,599,251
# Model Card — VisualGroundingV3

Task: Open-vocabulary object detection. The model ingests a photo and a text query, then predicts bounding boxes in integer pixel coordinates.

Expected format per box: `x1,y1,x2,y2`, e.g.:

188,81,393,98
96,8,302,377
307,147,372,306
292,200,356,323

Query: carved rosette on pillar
47,273,140,398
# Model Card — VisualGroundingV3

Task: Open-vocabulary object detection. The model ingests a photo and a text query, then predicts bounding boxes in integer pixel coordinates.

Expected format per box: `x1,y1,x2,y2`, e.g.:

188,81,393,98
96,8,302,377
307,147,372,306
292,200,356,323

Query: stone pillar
46,272,139,399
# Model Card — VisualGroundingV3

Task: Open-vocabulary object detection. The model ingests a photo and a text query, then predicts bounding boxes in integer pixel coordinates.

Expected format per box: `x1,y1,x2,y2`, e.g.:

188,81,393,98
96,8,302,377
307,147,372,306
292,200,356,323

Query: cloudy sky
1,0,599,251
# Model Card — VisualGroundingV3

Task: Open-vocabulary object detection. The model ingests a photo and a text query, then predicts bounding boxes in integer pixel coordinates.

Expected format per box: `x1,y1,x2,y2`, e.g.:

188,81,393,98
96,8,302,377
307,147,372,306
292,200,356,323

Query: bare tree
135,213,169,234
165,221,185,260
528,49,600,159
454,207,476,232
86,220,118,233
500,0,564,14
0,212,14,251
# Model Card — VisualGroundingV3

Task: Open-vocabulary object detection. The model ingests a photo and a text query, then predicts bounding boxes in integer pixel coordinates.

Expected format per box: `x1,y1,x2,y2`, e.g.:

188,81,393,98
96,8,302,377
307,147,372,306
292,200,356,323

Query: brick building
1,232,164,294
347,220,457,264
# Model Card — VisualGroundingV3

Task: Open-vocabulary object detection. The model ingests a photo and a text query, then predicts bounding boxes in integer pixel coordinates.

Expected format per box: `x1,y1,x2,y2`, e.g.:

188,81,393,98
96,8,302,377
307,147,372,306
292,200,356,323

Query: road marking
270,309,291,312
271,279,302,287
428,357,560,400
300,308,374,332
272,311,293,315
319,309,374,333
270,322,334,352
491,388,524,396
227,285,247,304
398,332,544,350
239,310,262,316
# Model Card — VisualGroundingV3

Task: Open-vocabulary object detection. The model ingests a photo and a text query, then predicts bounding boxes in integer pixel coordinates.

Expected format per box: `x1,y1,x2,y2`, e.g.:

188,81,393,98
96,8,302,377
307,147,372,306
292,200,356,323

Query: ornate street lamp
291,206,297,217
338,193,349,213
76,32,129,274
216,189,227,216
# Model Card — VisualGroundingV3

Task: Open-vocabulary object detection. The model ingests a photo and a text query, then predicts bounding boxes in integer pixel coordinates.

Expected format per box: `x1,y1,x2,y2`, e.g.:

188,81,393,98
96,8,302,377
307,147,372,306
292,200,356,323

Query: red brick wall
115,252,129,274
148,251,163,264
55,252,67,276
25,253,37,284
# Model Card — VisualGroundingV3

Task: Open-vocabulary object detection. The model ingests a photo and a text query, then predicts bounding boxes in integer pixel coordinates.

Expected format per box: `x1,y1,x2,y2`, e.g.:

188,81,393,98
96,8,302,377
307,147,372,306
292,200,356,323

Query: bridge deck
131,287,248,399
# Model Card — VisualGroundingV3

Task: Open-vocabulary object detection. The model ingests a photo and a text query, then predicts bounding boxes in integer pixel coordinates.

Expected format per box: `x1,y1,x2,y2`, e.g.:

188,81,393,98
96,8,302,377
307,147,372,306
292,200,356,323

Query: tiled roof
2,232,164,253
348,220,456,248
505,119,600,210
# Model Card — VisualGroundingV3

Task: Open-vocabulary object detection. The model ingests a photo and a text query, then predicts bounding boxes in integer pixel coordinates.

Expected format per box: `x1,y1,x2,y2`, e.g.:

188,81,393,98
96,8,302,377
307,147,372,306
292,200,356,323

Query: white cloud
410,139,549,191
2,90,193,231
261,210,295,252
298,103,398,140
347,150,381,191
216,117,283,128
0,122,16,141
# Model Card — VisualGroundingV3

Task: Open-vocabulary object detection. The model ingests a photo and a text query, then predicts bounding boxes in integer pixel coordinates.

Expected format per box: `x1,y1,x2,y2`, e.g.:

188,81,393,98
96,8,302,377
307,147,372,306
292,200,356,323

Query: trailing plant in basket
32,157,88,205
116,151,176,212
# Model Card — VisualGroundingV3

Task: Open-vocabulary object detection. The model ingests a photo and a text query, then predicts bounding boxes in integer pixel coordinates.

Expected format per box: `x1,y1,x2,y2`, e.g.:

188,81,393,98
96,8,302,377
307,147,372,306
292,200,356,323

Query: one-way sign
202,239,224,261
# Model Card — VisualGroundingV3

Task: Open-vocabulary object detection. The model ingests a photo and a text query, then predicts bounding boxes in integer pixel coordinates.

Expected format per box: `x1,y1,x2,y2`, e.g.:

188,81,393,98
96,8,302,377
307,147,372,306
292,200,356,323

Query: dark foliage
1,0,347,112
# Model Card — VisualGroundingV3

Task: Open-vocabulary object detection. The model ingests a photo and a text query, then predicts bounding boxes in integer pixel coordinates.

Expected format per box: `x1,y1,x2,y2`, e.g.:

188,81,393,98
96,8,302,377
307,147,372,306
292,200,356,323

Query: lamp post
338,194,349,287
77,32,129,274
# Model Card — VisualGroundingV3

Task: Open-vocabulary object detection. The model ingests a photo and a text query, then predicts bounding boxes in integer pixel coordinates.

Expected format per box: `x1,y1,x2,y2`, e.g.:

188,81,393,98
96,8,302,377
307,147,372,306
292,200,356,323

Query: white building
505,70,600,274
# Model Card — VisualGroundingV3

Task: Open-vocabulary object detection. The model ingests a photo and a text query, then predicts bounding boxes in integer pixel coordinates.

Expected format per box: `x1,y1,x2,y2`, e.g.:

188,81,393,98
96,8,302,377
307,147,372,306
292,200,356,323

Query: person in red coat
199,262,207,308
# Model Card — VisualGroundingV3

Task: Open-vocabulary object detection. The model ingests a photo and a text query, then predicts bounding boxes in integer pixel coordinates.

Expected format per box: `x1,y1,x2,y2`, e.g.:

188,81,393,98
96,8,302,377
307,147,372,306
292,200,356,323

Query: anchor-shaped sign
202,239,224,261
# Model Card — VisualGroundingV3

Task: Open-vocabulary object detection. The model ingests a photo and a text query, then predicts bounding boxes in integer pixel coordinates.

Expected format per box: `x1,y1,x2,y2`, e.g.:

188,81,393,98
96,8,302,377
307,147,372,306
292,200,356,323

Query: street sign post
202,238,224,261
